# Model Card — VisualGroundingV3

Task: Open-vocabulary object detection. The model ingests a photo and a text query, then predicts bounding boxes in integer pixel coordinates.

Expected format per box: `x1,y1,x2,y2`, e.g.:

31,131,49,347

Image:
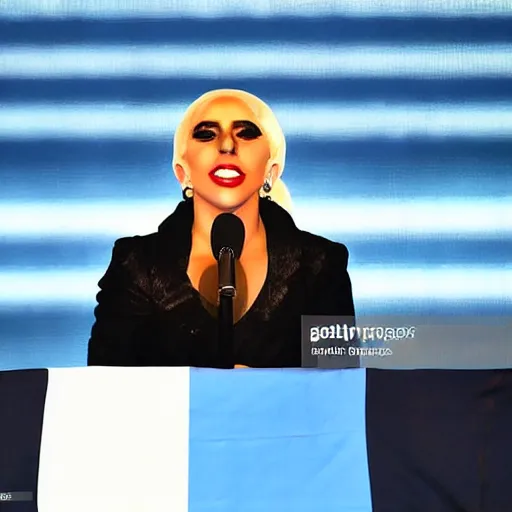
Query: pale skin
174,96,279,330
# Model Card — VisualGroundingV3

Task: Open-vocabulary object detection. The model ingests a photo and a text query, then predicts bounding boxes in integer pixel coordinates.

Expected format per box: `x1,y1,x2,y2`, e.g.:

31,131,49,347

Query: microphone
210,213,245,369
210,213,245,297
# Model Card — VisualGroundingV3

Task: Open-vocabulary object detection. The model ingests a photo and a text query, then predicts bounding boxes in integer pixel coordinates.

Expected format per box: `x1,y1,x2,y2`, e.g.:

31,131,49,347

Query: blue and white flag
1,367,511,511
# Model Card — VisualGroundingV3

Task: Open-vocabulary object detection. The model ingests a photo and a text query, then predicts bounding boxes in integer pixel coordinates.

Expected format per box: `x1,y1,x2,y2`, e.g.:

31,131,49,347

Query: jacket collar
157,198,302,313
158,197,299,259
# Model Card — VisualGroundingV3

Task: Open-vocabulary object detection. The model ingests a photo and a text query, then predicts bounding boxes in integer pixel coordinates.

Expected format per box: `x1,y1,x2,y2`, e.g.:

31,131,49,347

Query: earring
182,186,193,200
262,178,272,194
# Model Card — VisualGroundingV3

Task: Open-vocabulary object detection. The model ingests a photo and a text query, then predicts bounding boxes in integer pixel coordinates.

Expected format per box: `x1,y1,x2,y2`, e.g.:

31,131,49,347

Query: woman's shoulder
103,234,165,280
110,232,161,257
297,229,350,272
110,201,193,263
262,199,349,265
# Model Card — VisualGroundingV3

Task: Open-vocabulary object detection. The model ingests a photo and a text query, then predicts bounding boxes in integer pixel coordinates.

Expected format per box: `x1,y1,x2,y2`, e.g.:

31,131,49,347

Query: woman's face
178,96,274,211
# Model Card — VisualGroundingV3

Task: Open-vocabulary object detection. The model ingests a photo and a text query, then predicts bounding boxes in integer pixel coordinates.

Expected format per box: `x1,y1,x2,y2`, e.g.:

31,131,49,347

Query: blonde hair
172,88,292,213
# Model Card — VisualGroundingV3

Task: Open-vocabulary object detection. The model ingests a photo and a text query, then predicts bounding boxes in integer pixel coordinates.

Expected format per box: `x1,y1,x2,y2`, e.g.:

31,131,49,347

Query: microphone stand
217,247,235,369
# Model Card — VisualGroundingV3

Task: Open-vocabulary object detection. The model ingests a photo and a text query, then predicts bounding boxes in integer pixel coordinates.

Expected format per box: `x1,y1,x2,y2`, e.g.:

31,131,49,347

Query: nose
219,132,236,154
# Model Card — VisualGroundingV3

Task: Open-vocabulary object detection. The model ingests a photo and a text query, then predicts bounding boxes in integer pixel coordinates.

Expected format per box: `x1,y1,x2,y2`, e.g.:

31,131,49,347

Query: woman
87,89,355,368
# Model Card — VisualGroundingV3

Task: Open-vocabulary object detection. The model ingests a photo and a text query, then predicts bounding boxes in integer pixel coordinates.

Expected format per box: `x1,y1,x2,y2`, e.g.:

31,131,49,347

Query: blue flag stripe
189,368,371,511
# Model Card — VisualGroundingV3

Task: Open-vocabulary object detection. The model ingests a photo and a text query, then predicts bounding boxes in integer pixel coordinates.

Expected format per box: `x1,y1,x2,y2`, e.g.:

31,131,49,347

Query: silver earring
262,178,272,194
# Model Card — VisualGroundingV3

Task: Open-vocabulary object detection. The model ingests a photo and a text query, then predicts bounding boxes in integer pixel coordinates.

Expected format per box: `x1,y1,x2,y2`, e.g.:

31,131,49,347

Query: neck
191,194,265,257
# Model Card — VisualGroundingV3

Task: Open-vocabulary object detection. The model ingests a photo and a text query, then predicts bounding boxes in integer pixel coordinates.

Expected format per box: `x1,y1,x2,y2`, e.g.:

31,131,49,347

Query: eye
237,127,262,140
193,129,216,141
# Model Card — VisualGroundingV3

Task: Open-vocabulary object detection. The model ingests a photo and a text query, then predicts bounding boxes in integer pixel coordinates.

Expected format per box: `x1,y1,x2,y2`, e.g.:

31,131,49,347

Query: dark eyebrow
192,120,261,132
232,120,261,131
193,121,219,132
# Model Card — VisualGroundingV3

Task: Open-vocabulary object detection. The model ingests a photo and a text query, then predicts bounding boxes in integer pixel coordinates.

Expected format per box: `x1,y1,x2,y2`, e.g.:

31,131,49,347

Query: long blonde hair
172,88,292,213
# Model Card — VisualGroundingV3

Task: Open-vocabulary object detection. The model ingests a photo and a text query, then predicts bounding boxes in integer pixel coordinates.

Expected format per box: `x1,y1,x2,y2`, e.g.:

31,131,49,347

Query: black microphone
210,213,245,297
210,213,245,369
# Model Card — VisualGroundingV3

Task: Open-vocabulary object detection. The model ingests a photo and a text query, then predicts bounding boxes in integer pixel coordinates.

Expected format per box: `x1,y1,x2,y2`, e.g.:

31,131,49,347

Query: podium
1,367,511,511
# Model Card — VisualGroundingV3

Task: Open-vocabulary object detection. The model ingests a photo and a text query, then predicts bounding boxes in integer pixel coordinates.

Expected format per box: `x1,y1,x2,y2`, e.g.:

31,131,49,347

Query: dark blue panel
484,370,512,511
365,369,512,511
0,369,48,511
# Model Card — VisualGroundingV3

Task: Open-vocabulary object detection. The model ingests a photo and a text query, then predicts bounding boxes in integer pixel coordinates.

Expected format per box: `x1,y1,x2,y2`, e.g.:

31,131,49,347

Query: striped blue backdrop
0,1,511,370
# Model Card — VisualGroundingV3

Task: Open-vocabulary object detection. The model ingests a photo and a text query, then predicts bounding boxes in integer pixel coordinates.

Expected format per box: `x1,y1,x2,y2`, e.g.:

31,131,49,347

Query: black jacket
87,198,355,368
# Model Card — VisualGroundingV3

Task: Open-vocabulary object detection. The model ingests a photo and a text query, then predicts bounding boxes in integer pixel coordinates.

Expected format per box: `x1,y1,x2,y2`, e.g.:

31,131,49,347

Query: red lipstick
208,164,246,188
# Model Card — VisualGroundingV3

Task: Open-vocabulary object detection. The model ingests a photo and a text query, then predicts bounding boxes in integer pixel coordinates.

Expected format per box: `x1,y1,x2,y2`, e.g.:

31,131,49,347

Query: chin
200,189,258,212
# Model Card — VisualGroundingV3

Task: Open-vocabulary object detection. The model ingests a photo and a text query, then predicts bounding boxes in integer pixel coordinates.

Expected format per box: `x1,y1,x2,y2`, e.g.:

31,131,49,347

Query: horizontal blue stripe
1,199,510,239
188,368,371,511
0,239,510,268
1,265,510,305
2,0,511,19
2,77,512,104
0,163,510,200
1,139,512,169
2,45,511,79
355,300,512,316
0,306,94,338
0,140,170,167
0,240,114,269
345,239,512,266
3,102,512,139
0,306,92,370
1,17,512,45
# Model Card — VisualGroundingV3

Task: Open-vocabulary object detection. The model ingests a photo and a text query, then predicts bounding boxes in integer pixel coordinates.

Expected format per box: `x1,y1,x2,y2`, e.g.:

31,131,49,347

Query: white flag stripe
37,367,190,512
1,45,511,79
2,0,511,18
0,199,510,238
0,267,509,304
3,101,512,139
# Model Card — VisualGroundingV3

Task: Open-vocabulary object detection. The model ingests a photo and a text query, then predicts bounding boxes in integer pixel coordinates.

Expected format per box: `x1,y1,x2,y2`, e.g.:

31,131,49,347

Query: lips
208,164,246,188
